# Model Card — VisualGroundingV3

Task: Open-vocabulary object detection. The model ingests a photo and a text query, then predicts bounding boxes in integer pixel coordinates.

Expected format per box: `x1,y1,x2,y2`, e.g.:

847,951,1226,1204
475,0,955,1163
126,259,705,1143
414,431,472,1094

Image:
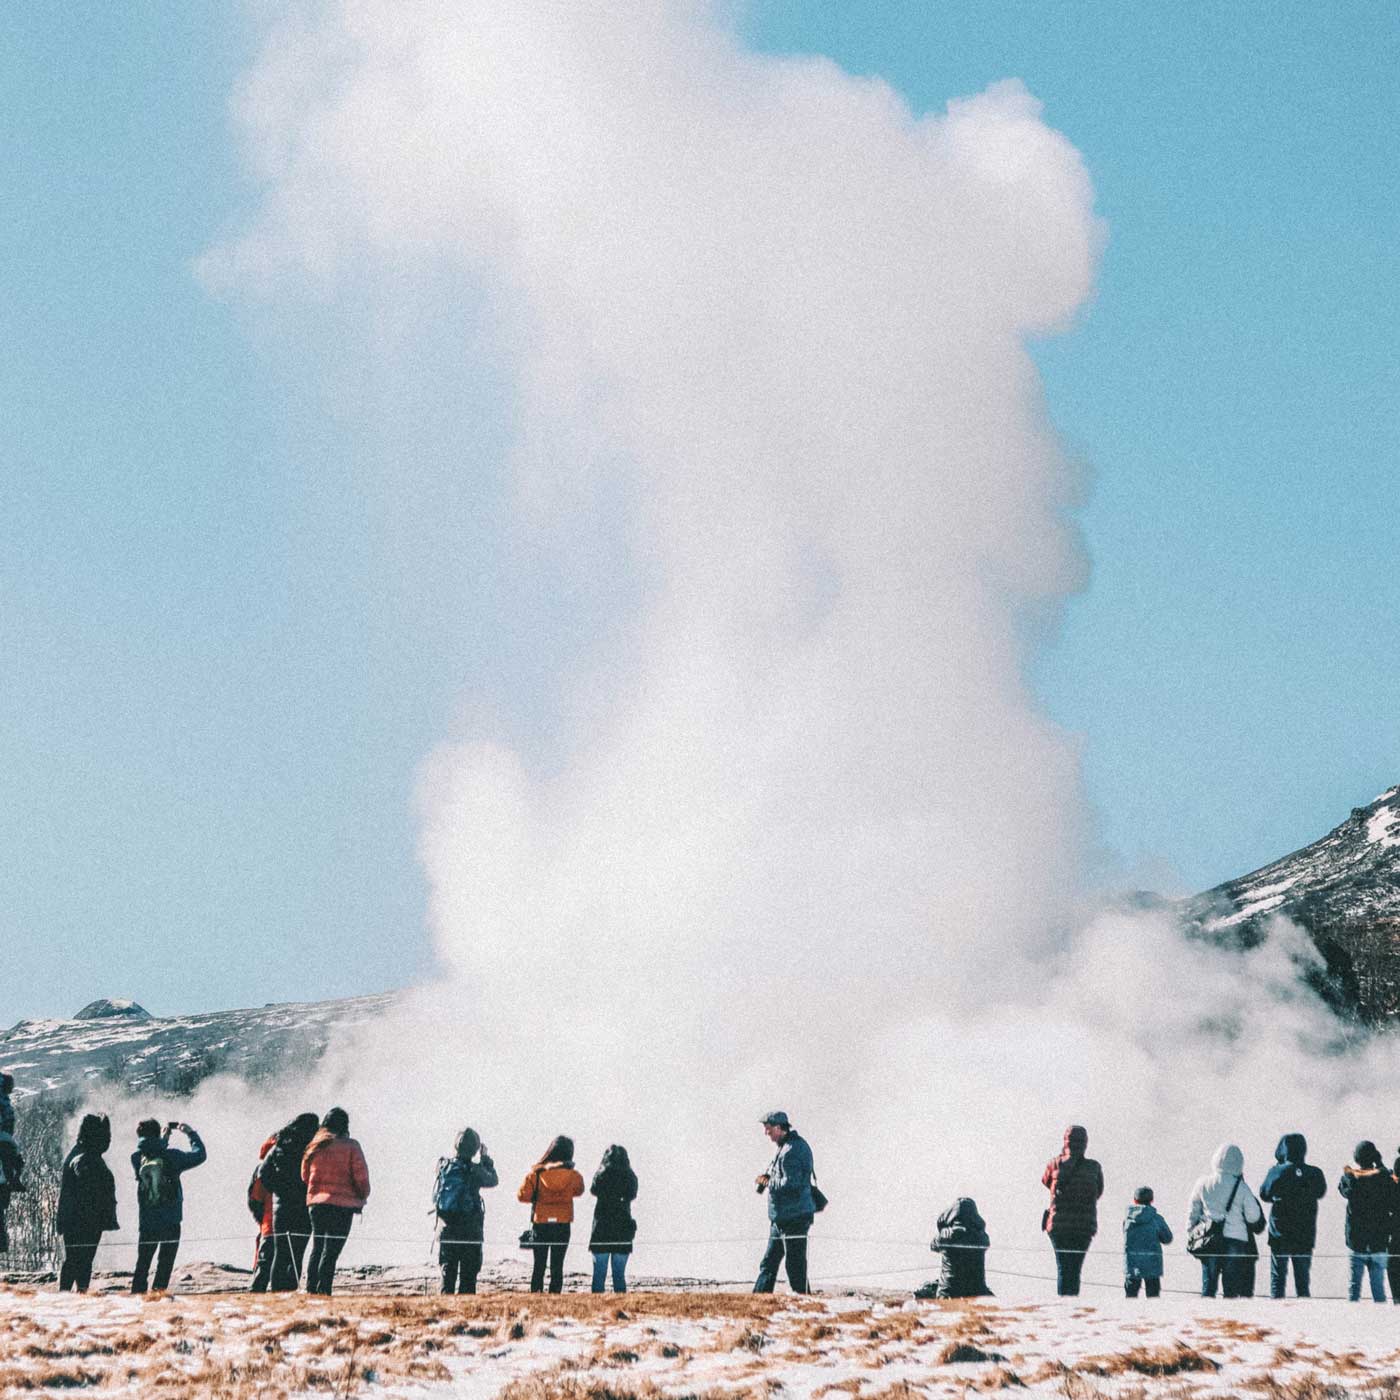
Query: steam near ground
70,0,1400,1291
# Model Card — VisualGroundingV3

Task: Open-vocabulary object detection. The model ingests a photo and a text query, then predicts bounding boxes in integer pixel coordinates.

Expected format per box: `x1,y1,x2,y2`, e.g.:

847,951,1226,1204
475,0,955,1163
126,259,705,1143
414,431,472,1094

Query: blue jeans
591,1252,628,1293
1269,1248,1312,1298
1349,1251,1387,1302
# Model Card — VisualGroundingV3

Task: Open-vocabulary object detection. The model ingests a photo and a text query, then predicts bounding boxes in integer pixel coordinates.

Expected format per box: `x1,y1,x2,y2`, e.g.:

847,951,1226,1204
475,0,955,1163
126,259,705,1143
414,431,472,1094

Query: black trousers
1271,1249,1313,1298
0,1187,9,1252
1049,1232,1091,1296
529,1222,570,1293
306,1205,354,1295
250,1233,276,1292
1201,1237,1255,1298
1124,1276,1160,1298
60,1234,102,1292
271,1202,311,1292
1388,1252,1400,1305
754,1218,811,1294
441,1241,484,1294
133,1228,181,1293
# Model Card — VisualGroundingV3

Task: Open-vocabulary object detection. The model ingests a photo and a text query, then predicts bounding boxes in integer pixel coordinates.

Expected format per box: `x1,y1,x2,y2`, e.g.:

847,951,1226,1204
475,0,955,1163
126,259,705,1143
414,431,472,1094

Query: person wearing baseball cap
753,1110,818,1293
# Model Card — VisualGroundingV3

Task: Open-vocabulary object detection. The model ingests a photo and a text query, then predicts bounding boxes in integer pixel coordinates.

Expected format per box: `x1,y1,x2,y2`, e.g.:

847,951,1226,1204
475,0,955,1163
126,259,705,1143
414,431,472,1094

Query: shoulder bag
1187,1174,1242,1259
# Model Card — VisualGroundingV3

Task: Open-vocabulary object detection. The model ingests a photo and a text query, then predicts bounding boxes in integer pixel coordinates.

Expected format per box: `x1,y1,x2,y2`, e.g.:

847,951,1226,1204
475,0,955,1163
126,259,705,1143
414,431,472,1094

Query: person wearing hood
518,1135,586,1294
1188,1143,1264,1298
433,1128,498,1294
1338,1141,1395,1302
915,1197,992,1299
302,1108,370,1296
130,1119,207,1293
589,1144,639,1294
1122,1187,1172,1298
754,1111,818,1295
258,1112,320,1292
1259,1133,1327,1298
1040,1125,1104,1296
55,1114,118,1292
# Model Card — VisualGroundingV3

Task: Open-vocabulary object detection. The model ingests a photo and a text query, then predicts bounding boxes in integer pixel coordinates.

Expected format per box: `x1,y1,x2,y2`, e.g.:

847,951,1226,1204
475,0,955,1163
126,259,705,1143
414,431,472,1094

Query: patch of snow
1365,804,1400,850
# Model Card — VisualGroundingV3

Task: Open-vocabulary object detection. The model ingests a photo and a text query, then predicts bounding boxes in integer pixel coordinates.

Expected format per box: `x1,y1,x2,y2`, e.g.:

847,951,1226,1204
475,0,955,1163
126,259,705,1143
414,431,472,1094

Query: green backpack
138,1153,178,1208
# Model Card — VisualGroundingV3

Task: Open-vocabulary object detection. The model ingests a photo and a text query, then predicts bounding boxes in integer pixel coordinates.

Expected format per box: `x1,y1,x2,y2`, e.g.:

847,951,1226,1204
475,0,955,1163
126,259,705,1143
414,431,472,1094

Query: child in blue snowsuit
1123,1186,1173,1297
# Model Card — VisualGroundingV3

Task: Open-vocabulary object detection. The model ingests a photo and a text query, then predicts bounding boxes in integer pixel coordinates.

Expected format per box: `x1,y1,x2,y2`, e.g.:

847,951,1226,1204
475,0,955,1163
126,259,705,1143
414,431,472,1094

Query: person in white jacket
1188,1143,1265,1298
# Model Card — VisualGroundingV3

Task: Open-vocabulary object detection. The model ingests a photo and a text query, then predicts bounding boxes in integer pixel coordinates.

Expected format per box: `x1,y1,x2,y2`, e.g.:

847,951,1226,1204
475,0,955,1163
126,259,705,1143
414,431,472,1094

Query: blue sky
2,3,1395,1025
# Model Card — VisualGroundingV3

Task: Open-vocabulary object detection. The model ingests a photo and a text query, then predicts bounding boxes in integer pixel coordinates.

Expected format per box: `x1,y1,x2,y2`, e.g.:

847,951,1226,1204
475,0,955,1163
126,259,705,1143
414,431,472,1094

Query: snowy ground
3,1278,1400,1398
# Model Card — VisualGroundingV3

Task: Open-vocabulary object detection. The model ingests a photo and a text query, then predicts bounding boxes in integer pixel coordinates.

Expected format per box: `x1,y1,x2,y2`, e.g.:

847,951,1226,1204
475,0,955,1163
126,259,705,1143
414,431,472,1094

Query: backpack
138,1153,178,1209
434,1157,480,1217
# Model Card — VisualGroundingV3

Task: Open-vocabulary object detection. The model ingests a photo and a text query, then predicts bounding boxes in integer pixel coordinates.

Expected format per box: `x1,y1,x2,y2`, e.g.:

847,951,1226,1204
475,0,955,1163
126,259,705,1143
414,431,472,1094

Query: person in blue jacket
753,1111,816,1294
130,1119,207,1293
1122,1186,1173,1297
1259,1133,1327,1298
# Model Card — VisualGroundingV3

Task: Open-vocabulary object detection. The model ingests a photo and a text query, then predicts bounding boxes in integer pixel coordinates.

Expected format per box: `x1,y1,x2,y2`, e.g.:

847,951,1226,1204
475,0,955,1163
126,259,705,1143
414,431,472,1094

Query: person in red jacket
301,1107,370,1296
1041,1124,1104,1296
248,1132,277,1292
518,1135,585,1294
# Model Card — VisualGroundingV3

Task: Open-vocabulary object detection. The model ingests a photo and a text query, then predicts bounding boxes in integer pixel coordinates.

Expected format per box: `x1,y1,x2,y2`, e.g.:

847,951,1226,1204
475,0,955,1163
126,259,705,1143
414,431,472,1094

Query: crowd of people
5,1076,1400,1304
916,1125,1400,1303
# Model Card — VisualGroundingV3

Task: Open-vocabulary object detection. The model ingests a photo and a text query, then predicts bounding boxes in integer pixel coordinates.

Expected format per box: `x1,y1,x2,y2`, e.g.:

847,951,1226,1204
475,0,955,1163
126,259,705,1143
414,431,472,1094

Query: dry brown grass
1079,1341,1220,1378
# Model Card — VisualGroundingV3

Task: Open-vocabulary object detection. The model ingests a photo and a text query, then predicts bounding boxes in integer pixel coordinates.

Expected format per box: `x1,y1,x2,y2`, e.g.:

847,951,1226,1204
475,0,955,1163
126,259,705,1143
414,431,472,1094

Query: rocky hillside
0,992,396,1101
1185,784,1400,1019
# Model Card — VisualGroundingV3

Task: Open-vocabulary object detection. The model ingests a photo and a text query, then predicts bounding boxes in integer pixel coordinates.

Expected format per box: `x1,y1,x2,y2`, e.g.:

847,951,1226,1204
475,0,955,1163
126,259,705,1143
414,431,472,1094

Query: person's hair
1355,1140,1383,1169
0,1072,13,1094
1133,1185,1154,1204
137,1118,162,1139
322,1107,350,1136
537,1134,574,1167
76,1113,111,1154
456,1128,481,1161
281,1112,320,1146
599,1144,630,1172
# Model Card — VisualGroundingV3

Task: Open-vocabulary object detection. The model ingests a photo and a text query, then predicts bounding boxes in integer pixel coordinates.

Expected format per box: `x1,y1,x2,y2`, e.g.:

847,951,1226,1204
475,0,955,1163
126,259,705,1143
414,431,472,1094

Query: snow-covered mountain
0,992,396,1102
1185,784,1400,1019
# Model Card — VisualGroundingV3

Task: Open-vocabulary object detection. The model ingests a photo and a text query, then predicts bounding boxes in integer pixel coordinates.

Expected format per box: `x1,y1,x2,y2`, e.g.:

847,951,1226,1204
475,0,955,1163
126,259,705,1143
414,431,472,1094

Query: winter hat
455,1128,481,1161
1133,1186,1154,1204
136,1118,162,1140
323,1107,350,1136
1355,1140,1383,1169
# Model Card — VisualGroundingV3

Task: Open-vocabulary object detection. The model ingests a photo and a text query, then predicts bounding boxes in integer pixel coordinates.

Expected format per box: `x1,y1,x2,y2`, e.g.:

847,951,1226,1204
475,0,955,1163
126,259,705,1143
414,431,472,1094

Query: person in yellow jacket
518,1135,584,1293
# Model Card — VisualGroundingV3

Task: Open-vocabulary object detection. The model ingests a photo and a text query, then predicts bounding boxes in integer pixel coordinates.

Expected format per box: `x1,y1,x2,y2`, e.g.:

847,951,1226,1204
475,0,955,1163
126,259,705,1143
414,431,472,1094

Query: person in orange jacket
301,1108,370,1296
518,1135,584,1293
247,1132,278,1292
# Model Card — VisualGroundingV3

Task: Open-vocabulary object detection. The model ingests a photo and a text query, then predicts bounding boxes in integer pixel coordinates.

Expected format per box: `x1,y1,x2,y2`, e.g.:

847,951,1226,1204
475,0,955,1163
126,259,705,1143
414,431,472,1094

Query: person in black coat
257,1112,320,1292
1390,1147,1400,1306
56,1114,119,1292
1259,1133,1327,1298
589,1145,638,1294
434,1128,498,1294
1339,1141,1395,1302
916,1197,992,1299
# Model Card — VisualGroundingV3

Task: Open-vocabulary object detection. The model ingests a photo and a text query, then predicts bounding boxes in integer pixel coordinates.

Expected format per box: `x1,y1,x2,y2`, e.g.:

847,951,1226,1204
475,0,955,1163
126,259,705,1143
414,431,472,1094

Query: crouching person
917,1198,992,1299
1123,1187,1172,1298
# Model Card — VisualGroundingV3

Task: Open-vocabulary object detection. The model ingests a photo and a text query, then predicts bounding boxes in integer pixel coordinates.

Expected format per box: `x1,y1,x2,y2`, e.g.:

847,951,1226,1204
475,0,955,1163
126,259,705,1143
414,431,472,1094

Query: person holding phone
131,1119,207,1293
